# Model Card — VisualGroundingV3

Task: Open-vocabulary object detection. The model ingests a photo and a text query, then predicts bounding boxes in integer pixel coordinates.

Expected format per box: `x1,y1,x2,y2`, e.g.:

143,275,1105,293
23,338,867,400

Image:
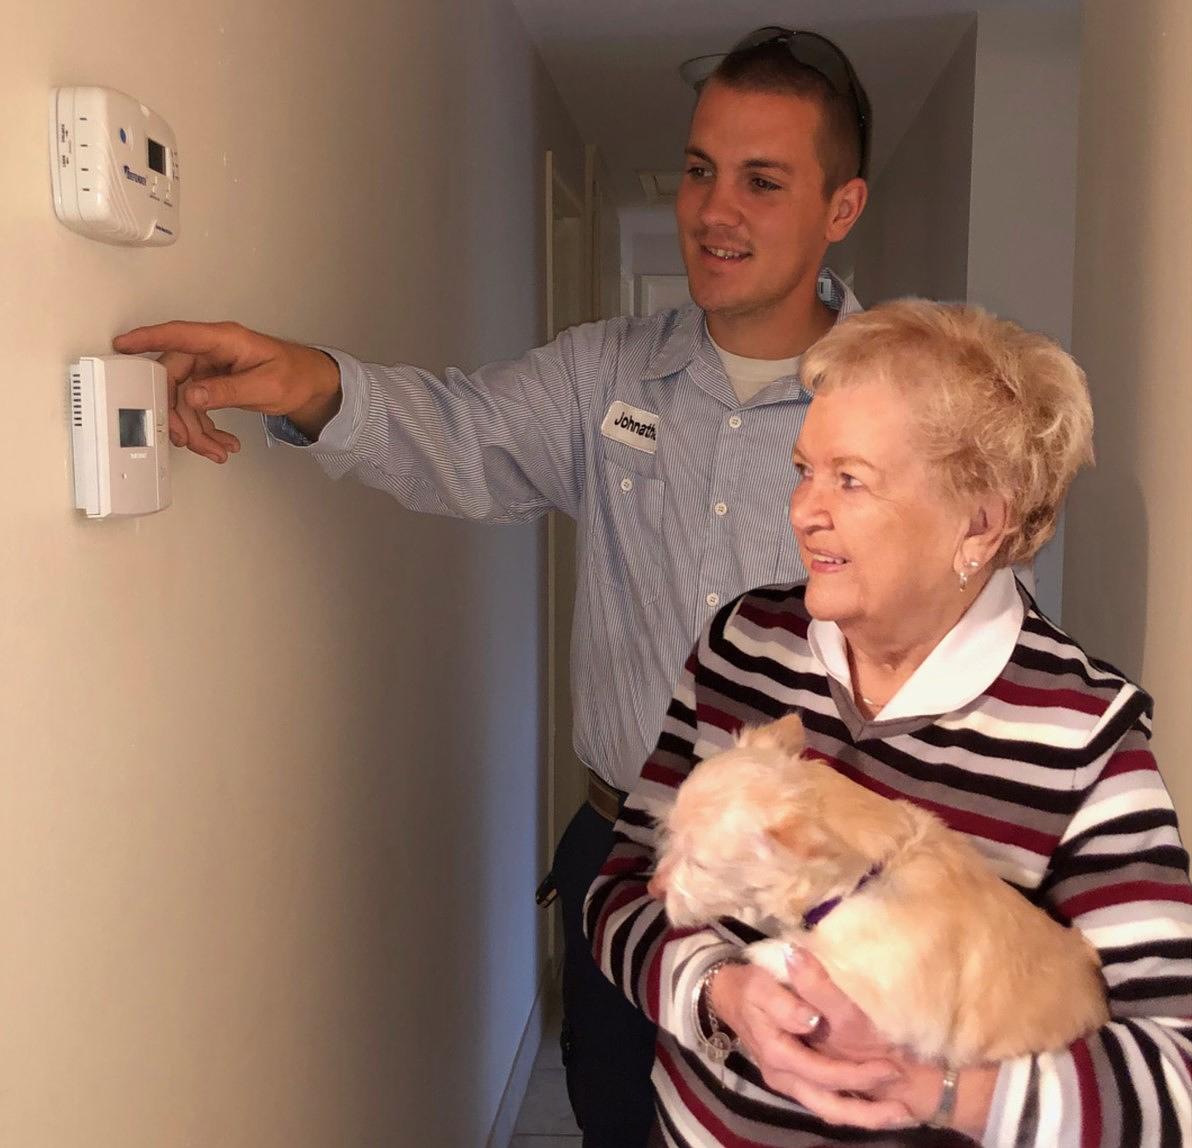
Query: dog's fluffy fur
650,714,1108,1067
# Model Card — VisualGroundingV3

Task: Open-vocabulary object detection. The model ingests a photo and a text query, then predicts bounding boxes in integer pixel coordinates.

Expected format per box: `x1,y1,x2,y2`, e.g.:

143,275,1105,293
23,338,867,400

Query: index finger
113,320,232,357
769,1071,912,1132
767,1030,900,1093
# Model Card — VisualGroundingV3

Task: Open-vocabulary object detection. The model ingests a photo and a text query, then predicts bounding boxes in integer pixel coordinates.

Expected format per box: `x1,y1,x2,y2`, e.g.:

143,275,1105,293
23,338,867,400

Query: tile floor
509,1013,581,1145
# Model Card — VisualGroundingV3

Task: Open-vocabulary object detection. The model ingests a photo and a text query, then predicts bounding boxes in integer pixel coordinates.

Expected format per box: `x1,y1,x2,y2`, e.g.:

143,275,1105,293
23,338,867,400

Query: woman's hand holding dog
711,947,999,1134
707,952,915,1131
787,950,1000,1134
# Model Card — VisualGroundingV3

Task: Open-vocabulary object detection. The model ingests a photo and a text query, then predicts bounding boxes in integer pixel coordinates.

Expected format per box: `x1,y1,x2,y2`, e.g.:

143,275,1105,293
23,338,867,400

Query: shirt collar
709,334,802,387
806,567,1024,721
641,268,861,383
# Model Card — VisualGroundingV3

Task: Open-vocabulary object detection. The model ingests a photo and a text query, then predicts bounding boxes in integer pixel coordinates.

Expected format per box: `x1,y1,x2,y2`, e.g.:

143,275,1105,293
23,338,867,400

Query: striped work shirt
586,579,1192,1147
268,273,860,791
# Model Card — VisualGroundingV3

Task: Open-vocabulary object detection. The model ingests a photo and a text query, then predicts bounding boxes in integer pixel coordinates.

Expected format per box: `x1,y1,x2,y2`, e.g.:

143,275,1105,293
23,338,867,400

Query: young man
114,29,871,1147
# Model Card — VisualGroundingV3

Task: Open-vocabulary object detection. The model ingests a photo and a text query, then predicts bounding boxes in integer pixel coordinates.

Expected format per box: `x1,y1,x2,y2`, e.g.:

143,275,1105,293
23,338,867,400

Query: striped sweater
586,581,1192,1147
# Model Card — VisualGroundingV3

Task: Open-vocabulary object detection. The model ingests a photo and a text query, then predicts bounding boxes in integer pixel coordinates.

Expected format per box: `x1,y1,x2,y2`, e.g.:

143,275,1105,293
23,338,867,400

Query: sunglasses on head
679,26,871,180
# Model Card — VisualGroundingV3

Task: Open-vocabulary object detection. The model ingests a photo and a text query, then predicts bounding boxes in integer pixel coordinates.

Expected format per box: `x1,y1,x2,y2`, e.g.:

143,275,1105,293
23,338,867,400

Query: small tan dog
650,714,1108,1066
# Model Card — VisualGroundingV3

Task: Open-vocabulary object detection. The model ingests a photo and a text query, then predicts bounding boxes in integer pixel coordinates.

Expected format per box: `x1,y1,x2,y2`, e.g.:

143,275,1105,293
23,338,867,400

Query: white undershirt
709,335,802,404
806,567,1025,721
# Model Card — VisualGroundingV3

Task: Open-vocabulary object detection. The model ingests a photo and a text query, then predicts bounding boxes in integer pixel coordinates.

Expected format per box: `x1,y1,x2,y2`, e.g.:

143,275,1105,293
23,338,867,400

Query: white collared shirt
806,567,1024,721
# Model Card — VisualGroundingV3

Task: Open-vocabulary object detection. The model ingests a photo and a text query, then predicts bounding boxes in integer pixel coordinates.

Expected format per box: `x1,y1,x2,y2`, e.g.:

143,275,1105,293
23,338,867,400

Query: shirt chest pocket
589,457,666,607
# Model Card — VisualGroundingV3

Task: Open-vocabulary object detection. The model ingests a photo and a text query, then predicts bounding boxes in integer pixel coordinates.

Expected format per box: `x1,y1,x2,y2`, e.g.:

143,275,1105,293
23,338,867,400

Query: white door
544,151,591,966
635,273,691,316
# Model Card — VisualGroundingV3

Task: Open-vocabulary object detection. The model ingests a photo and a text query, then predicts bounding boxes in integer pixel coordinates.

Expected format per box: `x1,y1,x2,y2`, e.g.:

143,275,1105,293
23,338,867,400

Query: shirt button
728,415,742,429
706,592,720,608
714,501,728,516
620,477,633,492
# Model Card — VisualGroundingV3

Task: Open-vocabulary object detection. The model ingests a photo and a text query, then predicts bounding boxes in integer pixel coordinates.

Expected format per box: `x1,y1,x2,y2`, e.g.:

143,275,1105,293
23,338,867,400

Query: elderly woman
586,300,1192,1146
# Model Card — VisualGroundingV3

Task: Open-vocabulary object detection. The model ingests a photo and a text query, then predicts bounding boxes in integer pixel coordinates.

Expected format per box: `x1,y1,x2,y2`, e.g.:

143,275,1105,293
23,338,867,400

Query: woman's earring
958,559,981,592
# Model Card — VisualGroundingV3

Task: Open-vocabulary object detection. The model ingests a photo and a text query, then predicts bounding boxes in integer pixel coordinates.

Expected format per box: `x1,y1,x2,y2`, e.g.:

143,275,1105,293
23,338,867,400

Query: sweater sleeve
982,696,1192,1147
583,630,743,1052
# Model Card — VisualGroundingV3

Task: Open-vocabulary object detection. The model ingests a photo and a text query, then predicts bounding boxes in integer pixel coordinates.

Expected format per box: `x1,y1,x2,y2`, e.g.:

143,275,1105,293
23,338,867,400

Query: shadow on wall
1065,11,1163,687
1063,470,1149,680
332,508,547,1144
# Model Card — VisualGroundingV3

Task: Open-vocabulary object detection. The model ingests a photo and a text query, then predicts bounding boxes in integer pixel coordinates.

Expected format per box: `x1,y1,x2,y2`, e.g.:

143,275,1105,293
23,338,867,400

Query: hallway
5,1,1191,1146
510,1014,582,1145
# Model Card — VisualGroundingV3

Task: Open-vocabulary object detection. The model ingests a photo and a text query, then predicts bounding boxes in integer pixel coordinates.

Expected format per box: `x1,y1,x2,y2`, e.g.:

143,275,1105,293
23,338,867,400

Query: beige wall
969,6,1081,622
1065,1,1192,833
844,6,1080,341
0,1,585,1145
848,19,976,306
966,6,1080,347
844,7,1079,621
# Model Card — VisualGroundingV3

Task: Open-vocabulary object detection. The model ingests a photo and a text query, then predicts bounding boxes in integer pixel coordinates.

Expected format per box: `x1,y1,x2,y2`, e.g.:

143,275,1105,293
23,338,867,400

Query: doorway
543,148,596,966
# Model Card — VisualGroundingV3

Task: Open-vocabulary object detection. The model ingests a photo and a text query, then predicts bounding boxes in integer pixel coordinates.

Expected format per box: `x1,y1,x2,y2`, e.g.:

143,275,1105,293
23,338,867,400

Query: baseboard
485,963,559,1148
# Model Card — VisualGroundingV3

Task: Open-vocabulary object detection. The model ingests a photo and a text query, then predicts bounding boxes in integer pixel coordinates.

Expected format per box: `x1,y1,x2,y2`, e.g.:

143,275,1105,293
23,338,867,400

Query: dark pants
553,801,658,1148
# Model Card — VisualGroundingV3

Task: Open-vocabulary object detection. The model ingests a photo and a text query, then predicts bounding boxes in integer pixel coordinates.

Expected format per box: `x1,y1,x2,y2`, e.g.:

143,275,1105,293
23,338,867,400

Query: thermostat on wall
70,356,172,518
49,86,180,246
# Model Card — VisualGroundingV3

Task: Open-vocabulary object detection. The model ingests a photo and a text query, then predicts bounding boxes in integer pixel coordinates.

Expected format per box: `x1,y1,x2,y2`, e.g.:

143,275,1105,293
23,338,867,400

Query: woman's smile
806,550,848,572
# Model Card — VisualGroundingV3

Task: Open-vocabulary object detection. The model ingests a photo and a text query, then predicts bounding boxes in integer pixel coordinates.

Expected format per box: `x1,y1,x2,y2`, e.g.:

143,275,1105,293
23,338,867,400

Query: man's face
676,81,839,321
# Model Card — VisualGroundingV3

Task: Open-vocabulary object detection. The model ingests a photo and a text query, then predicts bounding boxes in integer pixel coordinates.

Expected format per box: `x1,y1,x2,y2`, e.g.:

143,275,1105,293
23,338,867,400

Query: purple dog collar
801,863,883,931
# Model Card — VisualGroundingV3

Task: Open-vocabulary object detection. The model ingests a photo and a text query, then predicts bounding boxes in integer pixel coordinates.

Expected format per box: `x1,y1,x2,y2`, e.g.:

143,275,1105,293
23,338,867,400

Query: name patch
601,401,658,454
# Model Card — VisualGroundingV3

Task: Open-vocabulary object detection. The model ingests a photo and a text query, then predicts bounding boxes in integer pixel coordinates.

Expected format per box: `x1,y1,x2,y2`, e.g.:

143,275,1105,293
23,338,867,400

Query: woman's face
789,377,972,640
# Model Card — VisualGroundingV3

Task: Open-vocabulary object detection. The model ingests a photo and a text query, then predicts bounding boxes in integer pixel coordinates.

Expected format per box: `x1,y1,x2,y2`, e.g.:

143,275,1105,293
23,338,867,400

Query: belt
587,769,628,823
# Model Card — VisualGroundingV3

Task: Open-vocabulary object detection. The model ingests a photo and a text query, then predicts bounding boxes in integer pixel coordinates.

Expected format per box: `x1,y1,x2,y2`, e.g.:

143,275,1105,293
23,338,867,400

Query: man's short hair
709,37,870,195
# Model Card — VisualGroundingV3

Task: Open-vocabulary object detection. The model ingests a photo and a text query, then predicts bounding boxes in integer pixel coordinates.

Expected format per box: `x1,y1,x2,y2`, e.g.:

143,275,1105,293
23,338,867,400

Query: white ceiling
512,0,1076,204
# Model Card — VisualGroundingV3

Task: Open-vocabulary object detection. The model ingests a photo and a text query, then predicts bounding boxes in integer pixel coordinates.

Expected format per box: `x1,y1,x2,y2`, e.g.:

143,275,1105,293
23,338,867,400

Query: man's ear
826,177,867,243
737,713,806,757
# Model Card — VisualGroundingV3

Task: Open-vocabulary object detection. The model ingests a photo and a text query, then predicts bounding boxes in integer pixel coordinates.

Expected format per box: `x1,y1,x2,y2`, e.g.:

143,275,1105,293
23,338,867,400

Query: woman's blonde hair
800,299,1094,565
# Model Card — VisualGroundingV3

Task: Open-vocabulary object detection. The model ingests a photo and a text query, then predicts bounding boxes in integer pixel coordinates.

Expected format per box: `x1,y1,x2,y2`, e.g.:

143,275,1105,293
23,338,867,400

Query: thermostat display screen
147,137,166,175
118,408,150,448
